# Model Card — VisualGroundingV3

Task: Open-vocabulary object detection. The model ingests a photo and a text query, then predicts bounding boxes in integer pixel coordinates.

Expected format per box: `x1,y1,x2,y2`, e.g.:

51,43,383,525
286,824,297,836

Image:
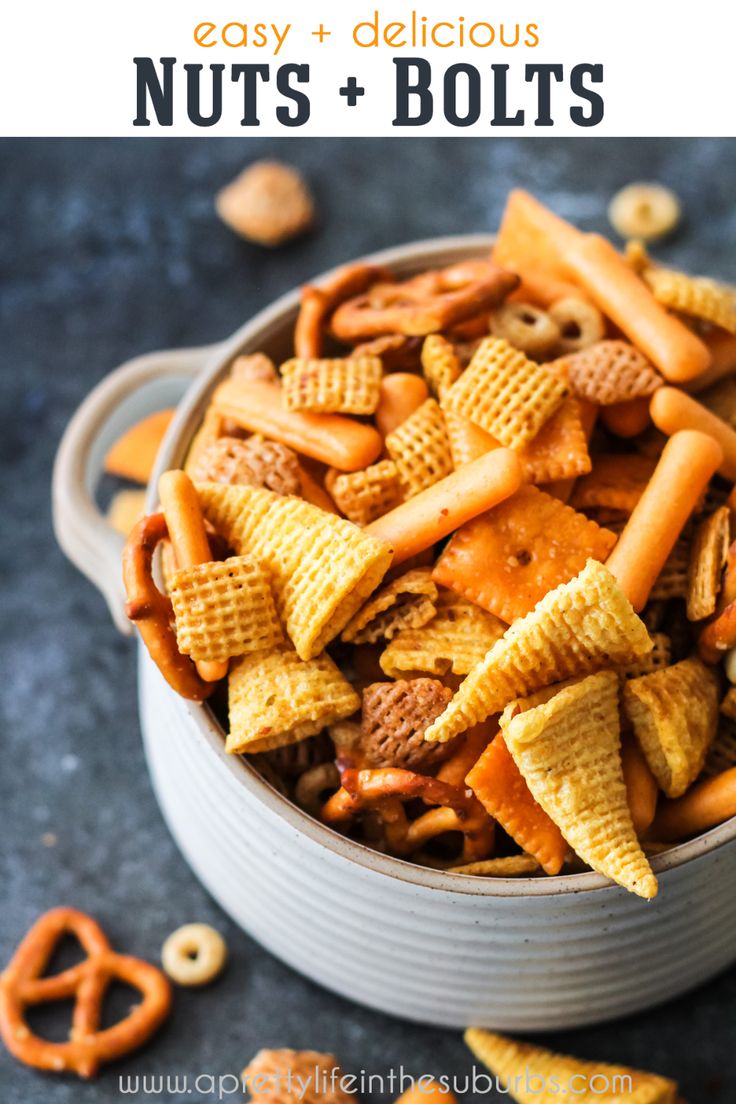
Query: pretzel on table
0,907,171,1079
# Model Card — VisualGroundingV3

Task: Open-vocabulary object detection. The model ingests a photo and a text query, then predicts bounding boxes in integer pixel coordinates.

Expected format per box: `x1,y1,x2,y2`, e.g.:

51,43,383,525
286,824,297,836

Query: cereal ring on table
489,302,560,359
330,260,519,341
161,923,227,987
548,297,606,355
187,436,302,497
608,182,681,242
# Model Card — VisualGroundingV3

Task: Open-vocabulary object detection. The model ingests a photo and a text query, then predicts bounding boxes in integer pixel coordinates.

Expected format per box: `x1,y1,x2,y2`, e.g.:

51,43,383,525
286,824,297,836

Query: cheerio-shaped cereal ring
548,297,606,355
608,182,681,242
489,302,560,359
161,923,227,986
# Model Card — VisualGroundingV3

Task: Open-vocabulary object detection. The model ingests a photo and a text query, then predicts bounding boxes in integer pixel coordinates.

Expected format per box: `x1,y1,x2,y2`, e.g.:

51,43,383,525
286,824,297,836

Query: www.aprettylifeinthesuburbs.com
118,1065,636,1098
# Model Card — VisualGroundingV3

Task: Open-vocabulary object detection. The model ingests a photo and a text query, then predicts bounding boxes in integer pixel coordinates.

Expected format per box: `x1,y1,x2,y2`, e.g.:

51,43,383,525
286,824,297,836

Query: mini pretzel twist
330,260,520,341
295,262,393,358
0,907,171,1079
123,512,215,701
321,765,493,863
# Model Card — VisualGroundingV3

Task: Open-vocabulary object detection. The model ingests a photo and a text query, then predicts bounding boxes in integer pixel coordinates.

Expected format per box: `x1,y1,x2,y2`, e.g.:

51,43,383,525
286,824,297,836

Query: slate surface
1,138,735,1102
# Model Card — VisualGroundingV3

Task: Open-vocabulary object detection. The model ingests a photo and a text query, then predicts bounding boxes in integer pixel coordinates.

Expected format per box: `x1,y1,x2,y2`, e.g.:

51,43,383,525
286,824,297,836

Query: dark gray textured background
1,138,735,1101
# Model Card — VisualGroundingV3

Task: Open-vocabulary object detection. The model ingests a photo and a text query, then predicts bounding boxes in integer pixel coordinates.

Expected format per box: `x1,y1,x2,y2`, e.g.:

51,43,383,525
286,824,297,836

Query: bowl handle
52,343,223,634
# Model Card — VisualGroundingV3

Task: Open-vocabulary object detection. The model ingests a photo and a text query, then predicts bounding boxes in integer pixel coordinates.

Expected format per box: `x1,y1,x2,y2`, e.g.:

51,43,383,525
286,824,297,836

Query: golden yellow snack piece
243,1049,352,1104
464,1028,679,1104
608,182,681,243
385,398,454,497
449,854,541,876
215,161,314,247
441,337,568,450
424,559,652,745
501,671,657,898
644,266,736,333
618,632,671,679
229,352,278,384
341,568,438,645
623,658,719,798
380,589,506,679
420,334,462,398
169,555,283,663
228,647,359,754
686,506,730,621
196,482,392,660
280,356,383,415
106,489,146,536
325,460,403,526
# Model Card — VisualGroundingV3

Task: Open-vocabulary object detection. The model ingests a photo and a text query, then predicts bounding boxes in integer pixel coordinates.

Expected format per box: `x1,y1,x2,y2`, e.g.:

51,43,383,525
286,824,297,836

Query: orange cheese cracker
570,453,658,515
433,485,617,623
466,733,567,875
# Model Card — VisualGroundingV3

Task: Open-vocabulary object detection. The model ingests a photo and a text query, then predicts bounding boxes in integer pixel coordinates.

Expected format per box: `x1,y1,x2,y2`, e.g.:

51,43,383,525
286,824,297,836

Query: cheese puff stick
601,396,651,439
564,234,711,382
651,767,736,841
375,373,429,438
650,386,736,481
212,379,382,471
158,470,229,683
606,430,723,611
366,449,523,565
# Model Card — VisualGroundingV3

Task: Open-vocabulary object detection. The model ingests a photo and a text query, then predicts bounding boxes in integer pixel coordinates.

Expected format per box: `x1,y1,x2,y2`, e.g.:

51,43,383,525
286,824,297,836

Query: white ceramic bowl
54,236,736,1030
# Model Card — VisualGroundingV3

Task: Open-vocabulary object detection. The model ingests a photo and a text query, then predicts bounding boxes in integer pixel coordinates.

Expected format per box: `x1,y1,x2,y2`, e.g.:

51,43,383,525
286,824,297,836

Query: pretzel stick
621,733,659,836
365,448,523,565
158,470,228,683
295,263,391,358
650,387,736,481
123,514,214,701
650,767,736,841
600,396,651,439
563,234,711,382
605,430,723,611
212,379,382,471
375,373,429,438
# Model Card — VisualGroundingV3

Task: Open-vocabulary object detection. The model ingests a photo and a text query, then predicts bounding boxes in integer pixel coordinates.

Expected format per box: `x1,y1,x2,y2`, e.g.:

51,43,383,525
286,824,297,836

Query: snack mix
121,189,736,899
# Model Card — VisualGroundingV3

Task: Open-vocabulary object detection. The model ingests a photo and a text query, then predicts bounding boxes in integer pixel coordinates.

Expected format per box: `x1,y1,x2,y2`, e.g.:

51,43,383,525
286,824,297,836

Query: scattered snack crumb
161,922,227,986
215,160,314,247
608,181,681,242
